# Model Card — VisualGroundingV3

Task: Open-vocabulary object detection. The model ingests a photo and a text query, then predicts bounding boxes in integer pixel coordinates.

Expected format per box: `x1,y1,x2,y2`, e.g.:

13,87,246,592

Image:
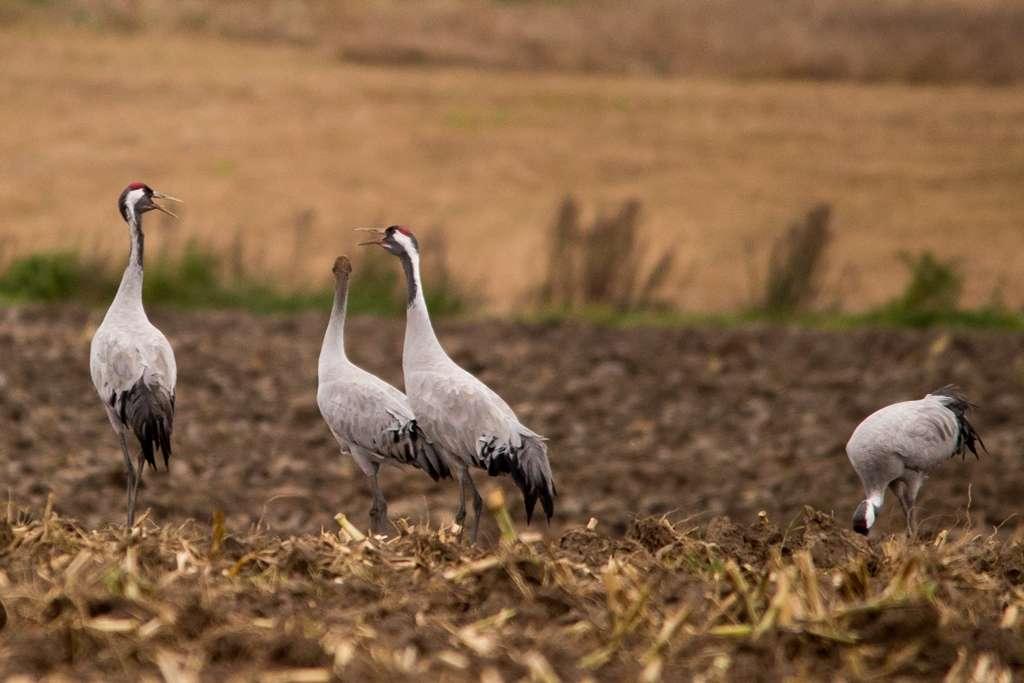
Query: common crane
358,226,555,543
317,255,450,535
90,182,181,527
847,385,985,537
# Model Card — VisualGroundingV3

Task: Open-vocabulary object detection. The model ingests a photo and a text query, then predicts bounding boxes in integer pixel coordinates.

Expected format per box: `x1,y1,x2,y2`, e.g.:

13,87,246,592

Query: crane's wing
90,324,176,398
889,399,961,470
408,368,554,522
90,323,176,469
317,371,449,481
405,370,509,457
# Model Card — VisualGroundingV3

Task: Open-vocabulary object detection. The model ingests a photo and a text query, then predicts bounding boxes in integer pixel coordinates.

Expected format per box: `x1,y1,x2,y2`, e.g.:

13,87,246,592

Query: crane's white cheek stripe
392,231,417,255
123,188,146,222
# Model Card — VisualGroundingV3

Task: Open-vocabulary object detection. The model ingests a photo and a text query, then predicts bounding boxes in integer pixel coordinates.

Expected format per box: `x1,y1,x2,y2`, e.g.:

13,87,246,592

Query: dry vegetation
10,0,1024,83
2,7,1024,312
537,196,674,312
761,204,832,315
4,304,1024,678
2,501,1021,681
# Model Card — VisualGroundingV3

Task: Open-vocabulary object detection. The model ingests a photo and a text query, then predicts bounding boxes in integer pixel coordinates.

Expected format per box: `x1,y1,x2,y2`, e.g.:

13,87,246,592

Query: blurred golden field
2,2,1023,312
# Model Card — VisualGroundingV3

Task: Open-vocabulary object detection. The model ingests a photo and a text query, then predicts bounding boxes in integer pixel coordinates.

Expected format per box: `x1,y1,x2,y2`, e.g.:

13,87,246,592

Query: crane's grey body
362,227,555,542
317,257,449,535
846,385,984,536
90,184,178,527
90,305,177,441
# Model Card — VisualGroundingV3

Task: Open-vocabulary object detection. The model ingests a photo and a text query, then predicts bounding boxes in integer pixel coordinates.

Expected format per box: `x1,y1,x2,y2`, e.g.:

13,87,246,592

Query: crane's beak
354,227,386,247
151,191,183,219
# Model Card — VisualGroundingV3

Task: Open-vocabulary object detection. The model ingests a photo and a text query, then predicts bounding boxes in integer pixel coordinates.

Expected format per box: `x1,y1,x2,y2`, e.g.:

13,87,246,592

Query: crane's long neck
111,212,145,314
401,249,447,366
319,273,349,375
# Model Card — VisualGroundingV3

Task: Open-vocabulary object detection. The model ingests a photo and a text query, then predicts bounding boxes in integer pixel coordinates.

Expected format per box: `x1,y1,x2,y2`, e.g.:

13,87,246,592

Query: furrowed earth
1,306,1022,680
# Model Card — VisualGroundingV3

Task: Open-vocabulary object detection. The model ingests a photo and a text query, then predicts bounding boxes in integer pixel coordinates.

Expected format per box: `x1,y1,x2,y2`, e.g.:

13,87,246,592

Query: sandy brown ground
2,25,1024,312
1,306,1023,680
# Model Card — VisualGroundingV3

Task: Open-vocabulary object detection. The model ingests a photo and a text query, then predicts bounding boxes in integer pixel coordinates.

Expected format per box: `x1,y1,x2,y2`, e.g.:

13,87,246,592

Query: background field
2,1,1024,313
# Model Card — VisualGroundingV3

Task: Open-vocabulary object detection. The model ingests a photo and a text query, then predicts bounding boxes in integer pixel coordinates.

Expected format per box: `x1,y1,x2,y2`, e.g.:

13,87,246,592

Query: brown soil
2,305,1019,537
1,305,1022,680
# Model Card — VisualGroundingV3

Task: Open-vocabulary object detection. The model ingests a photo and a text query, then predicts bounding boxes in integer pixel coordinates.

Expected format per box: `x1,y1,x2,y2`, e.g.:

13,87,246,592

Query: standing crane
358,226,556,543
90,182,181,527
847,385,986,537
317,256,450,535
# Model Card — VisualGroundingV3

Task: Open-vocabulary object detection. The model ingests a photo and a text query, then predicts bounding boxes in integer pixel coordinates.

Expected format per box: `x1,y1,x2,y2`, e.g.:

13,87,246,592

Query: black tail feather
961,414,986,459
480,434,555,524
119,378,175,471
402,421,452,481
929,384,987,459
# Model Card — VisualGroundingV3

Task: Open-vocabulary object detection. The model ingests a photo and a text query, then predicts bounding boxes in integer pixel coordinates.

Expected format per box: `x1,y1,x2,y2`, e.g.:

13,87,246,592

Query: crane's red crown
125,182,150,192
390,225,413,237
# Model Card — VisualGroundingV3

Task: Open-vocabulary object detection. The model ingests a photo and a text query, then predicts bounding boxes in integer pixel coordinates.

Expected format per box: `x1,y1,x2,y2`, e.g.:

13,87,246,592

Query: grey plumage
846,385,986,536
360,226,556,542
90,183,180,527
317,256,450,535
404,369,555,526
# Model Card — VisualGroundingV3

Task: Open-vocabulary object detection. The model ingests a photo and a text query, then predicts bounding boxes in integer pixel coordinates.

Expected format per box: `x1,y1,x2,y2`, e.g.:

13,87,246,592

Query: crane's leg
471,487,484,544
903,472,925,538
367,465,390,537
455,464,469,530
455,466,483,543
890,476,921,539
119,433,138,528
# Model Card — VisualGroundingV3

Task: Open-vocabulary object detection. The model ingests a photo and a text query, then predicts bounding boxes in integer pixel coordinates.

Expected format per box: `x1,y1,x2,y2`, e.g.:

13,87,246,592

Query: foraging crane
847,385,985,537
317,256,451,535
90,182,181,527
358,226,555,543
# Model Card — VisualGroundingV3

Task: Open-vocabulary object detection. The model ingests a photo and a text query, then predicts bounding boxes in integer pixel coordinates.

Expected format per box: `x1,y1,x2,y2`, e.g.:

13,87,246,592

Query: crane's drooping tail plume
928,385,987,459
118,375,175,471
479,433,556,523
388,417,451,481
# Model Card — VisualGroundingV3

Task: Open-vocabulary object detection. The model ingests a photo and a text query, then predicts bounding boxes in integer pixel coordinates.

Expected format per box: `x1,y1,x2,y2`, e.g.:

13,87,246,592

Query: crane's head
332,255,352,279
355,225,419,258
852,500,878,536
118,182,182,223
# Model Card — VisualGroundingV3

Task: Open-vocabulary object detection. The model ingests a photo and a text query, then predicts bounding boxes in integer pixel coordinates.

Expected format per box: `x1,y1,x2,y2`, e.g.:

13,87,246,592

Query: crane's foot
454,481,468,538
904,510,918,541
125,494,138,530
369,501,391,537
125,476,139,529
455,466,484,544
469,487,483,545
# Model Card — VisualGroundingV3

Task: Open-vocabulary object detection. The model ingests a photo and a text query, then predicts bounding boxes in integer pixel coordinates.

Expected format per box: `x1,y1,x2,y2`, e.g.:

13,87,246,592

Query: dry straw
0,497,1020,680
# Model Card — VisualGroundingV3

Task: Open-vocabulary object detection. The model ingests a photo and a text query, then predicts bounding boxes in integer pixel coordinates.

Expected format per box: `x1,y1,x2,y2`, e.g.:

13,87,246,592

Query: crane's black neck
397,244,444,358
112,212,147,310
400,251,419,307
128,213,145,268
